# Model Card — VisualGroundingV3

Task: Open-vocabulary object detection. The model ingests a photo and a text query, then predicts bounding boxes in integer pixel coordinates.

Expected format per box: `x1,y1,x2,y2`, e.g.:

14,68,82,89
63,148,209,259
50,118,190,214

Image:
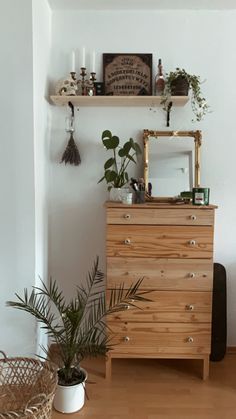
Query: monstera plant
98,130,142,191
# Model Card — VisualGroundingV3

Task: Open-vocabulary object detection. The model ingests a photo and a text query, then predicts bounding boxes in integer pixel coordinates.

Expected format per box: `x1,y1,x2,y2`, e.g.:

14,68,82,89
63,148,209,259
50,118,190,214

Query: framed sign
103,53,152,96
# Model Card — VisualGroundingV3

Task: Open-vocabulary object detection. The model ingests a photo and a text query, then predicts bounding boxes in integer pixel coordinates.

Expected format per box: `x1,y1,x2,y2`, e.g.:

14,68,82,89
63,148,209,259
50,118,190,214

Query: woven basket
0,351,57,419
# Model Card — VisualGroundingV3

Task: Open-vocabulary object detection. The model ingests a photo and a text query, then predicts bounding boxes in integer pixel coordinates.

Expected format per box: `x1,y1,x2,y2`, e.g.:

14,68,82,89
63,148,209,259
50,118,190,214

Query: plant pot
171,76,189,96
53,368,87,413
109,187,122,202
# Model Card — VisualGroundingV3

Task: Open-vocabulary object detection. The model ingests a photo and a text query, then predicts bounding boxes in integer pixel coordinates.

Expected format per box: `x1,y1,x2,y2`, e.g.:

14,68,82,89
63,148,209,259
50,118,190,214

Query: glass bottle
155,59,165,95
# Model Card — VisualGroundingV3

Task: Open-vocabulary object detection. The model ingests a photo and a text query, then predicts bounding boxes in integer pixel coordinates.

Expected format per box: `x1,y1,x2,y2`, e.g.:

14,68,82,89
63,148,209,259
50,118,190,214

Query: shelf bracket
166,101,173,127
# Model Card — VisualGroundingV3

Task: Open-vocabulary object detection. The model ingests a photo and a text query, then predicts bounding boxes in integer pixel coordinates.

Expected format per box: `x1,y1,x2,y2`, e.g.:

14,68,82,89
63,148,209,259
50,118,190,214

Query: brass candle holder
76,68,96,96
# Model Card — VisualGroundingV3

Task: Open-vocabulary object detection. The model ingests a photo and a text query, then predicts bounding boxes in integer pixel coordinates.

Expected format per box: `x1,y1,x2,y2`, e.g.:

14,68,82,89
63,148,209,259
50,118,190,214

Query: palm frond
6,289,65,343
6,257,152,384
34,277,67,315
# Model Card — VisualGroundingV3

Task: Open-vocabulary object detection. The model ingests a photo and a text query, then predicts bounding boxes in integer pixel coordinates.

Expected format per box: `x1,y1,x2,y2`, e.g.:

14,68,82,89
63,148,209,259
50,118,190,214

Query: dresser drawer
108,322,211,349
107,257,213,290
107,208,214,226
107,291,212,323
107,225,213,259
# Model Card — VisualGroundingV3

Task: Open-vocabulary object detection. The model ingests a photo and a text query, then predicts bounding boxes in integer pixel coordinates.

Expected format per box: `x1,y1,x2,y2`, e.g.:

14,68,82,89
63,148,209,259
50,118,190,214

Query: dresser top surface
105,201,217,210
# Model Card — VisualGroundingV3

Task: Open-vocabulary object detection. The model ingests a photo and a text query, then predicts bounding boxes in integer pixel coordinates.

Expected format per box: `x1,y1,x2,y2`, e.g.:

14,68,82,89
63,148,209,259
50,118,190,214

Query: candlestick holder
76,68,97,96
90,72,96,83
88,72,96,96
76,67,90,96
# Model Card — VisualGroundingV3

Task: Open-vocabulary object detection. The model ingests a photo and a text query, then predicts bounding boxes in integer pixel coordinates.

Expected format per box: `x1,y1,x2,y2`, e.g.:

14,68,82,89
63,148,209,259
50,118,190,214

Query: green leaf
103,136,119,149
132,142,142,154
102,130,112,140
125,172,129,182
104,158,115,169
123,141,132,154
118,148,126,157
97,175,105,184
105,170,117,182
127,154,136,163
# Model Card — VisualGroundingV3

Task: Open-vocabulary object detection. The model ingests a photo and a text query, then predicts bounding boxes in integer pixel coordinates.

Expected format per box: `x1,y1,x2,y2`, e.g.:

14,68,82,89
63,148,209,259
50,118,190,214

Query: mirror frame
143,130,202,200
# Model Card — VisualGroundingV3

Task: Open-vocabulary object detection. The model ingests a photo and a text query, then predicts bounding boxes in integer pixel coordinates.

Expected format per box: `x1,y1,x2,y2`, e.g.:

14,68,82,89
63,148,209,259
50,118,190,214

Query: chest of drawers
105,202,217,379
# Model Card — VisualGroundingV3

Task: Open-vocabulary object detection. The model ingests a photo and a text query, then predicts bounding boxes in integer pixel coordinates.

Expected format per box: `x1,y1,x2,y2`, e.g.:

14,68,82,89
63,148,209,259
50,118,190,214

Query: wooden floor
52,355,236,419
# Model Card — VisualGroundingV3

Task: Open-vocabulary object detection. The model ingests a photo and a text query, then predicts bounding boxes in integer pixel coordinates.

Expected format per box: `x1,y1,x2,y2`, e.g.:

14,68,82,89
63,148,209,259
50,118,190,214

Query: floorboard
52,355,236,419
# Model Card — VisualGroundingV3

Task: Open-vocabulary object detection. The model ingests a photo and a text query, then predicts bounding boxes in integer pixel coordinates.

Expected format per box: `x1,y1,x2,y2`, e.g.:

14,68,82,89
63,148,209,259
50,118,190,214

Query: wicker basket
0,351,57,419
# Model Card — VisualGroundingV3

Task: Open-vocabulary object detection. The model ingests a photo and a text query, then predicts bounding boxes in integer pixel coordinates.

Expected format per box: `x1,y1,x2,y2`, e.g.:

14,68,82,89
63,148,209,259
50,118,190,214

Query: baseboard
227,346,236,354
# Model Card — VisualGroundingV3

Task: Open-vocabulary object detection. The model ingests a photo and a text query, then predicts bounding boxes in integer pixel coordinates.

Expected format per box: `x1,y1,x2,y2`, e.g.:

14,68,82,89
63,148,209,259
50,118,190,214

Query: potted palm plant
6,258,149,414
98,130,142,201
161,68,210,122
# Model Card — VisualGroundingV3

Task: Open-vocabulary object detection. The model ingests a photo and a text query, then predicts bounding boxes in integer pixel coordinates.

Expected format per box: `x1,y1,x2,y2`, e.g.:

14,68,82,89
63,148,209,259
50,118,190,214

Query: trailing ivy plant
161,68,210,122
98,130,142,191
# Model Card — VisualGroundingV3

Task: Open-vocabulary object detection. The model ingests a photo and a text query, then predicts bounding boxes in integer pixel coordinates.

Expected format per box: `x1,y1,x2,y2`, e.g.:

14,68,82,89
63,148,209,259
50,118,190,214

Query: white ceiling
48,0,236,10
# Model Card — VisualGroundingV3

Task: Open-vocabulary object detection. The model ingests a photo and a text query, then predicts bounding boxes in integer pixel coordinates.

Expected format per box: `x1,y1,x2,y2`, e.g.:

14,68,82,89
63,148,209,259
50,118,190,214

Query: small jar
134,190,145,204
121,188,133,205
192,187,210,205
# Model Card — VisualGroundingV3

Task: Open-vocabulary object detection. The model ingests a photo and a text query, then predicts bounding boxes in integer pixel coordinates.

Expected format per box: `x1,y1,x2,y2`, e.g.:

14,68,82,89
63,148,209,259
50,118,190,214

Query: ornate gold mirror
143,130,201,199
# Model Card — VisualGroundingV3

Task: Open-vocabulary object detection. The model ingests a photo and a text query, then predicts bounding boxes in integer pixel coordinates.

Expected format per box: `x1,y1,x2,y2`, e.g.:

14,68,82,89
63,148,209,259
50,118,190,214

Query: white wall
49,9,236,344
0,0,36,355
32,0,52,353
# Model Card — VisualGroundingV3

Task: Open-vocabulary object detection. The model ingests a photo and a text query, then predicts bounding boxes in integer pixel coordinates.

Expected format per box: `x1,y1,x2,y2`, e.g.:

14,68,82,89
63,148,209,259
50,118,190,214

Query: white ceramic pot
53,368,87,414
109,187,122,202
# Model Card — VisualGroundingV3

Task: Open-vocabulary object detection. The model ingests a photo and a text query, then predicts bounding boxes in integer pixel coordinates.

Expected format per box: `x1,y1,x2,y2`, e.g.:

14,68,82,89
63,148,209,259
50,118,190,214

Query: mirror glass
149,136,194,197
143,130,201,199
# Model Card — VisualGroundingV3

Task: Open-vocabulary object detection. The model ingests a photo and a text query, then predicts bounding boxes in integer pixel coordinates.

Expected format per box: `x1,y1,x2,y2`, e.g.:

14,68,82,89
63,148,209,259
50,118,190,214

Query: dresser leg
105,354,112,379
202,355,209,380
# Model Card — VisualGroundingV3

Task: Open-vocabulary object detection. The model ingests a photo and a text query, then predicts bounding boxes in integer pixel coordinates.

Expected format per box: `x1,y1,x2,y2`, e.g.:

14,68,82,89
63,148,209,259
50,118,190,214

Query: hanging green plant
98,130,142,191
161,68,210,122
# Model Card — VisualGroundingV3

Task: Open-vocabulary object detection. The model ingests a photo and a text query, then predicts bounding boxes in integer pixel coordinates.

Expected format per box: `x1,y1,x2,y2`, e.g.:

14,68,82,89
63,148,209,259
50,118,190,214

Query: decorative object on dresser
6,257,149,413
161,68,210,125
143,130,202,200
103,53,152,96
105,201,217,380
98,130,141,201
193,187,210,206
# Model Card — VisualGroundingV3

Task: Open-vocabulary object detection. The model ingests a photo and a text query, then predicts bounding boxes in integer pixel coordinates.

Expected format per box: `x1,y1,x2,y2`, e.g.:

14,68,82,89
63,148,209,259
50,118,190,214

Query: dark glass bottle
155,59,165,95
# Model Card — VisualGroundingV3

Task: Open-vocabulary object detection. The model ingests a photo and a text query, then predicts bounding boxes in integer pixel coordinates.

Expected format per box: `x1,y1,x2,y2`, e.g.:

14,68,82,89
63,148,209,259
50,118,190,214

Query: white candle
92,50,96,72
82,47,86,68
71,50,75,72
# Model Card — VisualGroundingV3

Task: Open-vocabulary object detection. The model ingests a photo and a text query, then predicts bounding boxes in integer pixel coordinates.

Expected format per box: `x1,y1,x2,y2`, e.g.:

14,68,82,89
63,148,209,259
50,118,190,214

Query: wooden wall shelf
50,95,189,107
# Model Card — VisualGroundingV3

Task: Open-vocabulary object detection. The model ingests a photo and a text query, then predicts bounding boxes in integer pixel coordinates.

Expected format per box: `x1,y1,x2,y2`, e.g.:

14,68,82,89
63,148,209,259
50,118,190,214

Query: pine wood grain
107,208,214,226
107,322,211,348
106,290,212,323
107,225,213,258
107,257,213,290
105,203,216,382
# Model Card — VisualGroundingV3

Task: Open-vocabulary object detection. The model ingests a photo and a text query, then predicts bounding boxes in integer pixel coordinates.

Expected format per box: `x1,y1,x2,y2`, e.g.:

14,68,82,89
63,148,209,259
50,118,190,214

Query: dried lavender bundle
61,132,81,166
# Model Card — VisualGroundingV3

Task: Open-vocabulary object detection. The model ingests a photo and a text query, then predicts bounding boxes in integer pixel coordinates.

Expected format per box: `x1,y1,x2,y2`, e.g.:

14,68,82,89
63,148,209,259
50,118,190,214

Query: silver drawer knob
124,214,131,220
189,272,196,278
186,336,194,343
189,239,196,246
186,304,194,311
190,215,197,221
123,336,130,342
124,238,131,245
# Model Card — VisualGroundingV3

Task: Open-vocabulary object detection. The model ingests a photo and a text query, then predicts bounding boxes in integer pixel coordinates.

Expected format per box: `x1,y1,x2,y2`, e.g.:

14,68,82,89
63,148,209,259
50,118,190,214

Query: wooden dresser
105,202,217,379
